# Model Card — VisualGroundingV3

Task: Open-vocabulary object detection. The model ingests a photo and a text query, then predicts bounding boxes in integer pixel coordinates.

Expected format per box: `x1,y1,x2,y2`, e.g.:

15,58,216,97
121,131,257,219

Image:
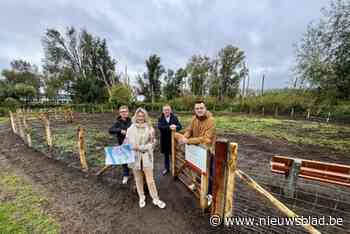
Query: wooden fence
171,129,321,234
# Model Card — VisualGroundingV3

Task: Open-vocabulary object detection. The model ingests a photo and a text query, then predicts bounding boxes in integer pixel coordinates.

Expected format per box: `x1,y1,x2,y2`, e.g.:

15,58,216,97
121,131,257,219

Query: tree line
0,27,247,107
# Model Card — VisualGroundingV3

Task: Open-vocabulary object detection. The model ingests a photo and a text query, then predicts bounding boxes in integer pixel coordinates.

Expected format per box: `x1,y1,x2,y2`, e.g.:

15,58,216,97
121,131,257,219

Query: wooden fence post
224,143,238,218
326,112,331,123
306,109,310,120
274,106,279,117
200,151,210,212
69,109,74,123
22,111,32,147
17,109,25,139
211,140,229,217
78,127,88,171
9,111,18,134
262,107,265,116
171,129,176,177
290,107,295,118
42,113,53,148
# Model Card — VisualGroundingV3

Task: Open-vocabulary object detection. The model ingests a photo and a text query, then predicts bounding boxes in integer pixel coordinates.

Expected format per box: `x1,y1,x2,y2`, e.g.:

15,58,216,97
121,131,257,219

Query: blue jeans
122,164,129,177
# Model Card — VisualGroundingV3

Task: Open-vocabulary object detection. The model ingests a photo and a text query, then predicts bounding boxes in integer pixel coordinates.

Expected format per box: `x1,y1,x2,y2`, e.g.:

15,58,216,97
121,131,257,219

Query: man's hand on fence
179,137,189,145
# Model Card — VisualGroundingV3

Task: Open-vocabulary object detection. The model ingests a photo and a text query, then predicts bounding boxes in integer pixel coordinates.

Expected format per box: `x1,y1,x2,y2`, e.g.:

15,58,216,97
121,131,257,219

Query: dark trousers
122,164,129,177
164,153,170,171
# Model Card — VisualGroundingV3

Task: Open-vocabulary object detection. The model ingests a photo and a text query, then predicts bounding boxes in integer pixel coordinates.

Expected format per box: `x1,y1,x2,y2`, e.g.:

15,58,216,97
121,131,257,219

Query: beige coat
124,123,156,170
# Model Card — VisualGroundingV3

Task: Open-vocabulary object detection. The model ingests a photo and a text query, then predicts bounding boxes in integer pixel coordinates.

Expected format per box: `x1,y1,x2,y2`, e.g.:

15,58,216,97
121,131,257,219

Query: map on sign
185,144,207,174
104,144,135,165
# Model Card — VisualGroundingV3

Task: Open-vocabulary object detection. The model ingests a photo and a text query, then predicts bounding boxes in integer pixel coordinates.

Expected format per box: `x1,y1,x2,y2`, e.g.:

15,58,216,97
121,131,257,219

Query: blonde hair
132,107,151,126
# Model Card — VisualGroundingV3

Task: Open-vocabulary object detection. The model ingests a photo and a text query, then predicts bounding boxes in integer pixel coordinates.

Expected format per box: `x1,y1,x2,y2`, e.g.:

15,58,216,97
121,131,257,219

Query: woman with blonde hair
124,107,166,208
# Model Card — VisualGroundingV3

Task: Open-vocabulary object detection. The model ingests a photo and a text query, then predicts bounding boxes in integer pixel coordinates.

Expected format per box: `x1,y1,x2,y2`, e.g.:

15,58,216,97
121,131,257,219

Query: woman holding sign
124,108,166,209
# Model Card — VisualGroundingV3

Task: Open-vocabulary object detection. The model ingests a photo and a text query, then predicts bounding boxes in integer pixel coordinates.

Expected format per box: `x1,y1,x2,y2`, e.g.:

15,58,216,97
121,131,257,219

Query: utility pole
242,75,246,97
246,73,250,96
261,73,265,96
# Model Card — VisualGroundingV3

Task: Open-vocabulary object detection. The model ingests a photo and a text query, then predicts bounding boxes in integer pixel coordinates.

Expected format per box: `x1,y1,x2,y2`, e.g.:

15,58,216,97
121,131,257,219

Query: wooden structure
171,129,237,217
78,126,89,172
171,135,211,211
271,155,350,187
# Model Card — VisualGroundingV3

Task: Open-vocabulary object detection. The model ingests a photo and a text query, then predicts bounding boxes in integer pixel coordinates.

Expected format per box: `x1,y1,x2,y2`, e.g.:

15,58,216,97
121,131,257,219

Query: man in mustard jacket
176,100,216,148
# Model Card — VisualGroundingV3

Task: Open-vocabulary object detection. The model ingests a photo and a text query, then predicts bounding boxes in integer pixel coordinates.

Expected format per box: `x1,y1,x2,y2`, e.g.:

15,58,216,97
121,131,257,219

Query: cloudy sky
0,0,329,89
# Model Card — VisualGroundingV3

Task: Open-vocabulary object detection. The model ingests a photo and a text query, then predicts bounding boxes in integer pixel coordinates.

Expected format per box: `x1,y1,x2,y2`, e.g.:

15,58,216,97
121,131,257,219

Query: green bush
2,97,21,110
109,84,133,106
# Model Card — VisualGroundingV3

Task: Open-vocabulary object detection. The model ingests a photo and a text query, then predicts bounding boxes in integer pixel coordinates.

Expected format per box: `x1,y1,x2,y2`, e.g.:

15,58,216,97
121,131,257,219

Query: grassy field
28,113,350,168
0,170,60,233
0,116,8,124
177,114,350,152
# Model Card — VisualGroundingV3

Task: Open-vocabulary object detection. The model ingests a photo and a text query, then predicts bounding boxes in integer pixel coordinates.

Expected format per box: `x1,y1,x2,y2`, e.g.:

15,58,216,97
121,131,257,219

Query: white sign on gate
185,144,207,174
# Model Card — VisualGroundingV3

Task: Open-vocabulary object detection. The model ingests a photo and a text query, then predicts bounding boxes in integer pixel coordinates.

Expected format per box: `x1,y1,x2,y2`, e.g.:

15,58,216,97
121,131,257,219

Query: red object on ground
271,155,350,187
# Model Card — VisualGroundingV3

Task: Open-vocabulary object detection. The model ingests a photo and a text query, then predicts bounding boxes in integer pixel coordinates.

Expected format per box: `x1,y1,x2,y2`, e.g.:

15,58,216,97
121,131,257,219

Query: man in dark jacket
109,105,132,184
157,104,182,175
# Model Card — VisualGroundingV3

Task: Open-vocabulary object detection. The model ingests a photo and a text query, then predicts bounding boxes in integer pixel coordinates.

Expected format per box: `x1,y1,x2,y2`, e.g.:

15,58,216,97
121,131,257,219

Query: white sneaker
207,194,213,207
153,199,166,209
139,197,146,208
122,176,128,184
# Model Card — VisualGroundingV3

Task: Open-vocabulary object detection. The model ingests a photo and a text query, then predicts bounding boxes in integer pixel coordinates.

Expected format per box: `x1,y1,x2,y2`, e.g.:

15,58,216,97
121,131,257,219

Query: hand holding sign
105,144,135,165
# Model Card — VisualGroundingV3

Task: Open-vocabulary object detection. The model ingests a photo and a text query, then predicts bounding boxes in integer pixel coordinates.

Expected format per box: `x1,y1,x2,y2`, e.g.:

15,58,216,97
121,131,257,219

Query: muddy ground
0,112,349,233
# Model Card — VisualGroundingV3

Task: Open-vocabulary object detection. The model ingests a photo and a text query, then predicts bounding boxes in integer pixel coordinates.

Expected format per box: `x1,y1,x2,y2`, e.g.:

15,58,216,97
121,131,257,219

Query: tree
163,68,187,100
143,54,164,103
1,59,41,96
136,73,151,101
294,0,350,99
14,83,37,103
42,27,119,102
109,84,133,104
186,55,211,96
216,45,247,100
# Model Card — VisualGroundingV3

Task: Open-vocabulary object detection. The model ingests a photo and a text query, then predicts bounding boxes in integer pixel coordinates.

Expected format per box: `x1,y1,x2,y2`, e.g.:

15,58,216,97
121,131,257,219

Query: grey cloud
0,0,329,89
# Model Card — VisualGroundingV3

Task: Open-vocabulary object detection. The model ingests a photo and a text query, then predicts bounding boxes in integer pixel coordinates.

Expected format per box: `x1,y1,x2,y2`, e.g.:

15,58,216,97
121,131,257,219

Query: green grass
0,171,60,234
0,116,8,124
177,114,350,152
53,125,113,167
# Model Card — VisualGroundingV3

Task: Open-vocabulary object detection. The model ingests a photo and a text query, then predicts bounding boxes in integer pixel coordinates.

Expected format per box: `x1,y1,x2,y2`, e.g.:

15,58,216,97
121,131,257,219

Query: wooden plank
211,139,228,217
78,127,88,172
41,113,53,148
171,129,176,177
9,111,17,134
17,109,25,139
96,165,112,176
22,111,32,147
236,169,321,234
224,143,238,218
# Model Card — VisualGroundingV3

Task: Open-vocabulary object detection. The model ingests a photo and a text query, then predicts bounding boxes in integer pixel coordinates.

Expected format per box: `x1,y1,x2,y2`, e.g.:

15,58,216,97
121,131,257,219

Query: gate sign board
104,144,135,165
185,144,207,174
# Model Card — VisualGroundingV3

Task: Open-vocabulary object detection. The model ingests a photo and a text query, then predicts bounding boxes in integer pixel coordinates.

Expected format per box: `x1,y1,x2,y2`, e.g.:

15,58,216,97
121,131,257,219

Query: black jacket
109,116,132,145
158,113,182,154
